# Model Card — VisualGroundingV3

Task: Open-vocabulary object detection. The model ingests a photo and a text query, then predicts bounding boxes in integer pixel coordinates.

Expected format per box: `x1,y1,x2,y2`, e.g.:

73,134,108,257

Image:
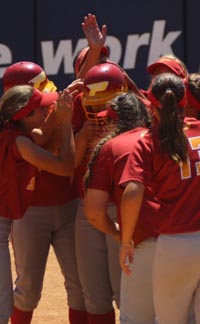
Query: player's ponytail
148,73,188,163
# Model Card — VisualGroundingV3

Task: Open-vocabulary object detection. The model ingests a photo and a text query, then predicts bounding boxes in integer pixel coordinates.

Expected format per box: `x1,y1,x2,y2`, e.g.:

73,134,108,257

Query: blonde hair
0,85,34,127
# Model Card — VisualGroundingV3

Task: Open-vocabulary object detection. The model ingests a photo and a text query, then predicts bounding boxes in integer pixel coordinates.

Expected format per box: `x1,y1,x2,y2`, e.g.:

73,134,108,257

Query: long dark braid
84,91,151,189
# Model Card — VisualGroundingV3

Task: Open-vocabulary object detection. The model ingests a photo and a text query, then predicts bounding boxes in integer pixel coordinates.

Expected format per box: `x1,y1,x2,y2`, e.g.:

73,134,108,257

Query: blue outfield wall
0,0,199,92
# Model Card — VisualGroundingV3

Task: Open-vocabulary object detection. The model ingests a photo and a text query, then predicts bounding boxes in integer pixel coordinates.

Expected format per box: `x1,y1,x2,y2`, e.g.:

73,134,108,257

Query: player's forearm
86,208,120,240
58,123,75,175
120,182,144,244
77,46,102,79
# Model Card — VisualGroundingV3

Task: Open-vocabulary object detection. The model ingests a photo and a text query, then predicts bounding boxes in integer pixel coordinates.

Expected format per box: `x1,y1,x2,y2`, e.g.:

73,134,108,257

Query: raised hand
64,79,84,98
82,13,107,49
55,89,74,123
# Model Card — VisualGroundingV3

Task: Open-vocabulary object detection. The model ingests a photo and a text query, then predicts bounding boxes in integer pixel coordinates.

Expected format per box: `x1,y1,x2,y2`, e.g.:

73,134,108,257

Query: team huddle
0,12,200,324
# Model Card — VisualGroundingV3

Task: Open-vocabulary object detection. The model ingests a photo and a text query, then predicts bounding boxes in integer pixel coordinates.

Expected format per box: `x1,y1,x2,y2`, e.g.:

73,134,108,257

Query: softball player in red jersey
75,13,145,101
0,128,37,324
73,62,129,324
0,84,75,324
2,62,88,324
84,91,160,324
120,73,200,324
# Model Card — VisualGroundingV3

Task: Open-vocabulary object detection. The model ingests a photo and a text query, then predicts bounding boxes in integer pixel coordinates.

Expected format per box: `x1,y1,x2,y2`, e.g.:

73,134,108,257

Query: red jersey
32,119,78,206
0,125,37,219
32,171,77,206
120,117,200,234
87,128,159,245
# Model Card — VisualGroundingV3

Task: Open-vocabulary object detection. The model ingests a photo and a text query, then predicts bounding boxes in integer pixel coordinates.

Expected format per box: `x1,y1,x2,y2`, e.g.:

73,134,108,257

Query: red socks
11,306,115,324
69,308,88,324
10,306,33,324
87,309,115,324
69,308,116,324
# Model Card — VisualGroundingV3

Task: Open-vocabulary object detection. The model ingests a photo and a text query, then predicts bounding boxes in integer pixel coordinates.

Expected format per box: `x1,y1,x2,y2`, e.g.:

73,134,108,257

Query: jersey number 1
180,136,200,179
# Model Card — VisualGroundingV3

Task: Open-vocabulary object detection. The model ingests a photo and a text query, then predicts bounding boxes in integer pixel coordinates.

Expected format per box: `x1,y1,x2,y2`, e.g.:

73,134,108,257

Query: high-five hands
82,13,107,49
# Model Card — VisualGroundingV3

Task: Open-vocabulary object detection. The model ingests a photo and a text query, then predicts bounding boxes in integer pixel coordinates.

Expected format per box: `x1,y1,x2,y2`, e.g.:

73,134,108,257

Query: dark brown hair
84,91,151,188
187,73,200,101
151,72,188,163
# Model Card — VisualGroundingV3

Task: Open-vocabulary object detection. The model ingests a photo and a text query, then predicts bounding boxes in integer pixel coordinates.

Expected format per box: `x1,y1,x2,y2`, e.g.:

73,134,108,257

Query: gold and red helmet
82,62,128,121
3,61,57,93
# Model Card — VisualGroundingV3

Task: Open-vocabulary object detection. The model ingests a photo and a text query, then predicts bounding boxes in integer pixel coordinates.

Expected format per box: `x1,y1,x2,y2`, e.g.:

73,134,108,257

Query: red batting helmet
82,62,127,106
3,61,57,93
82,62,128,122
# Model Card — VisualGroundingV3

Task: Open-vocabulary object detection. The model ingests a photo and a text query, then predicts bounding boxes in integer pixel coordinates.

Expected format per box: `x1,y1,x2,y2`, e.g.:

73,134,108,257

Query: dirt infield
9,244,120,323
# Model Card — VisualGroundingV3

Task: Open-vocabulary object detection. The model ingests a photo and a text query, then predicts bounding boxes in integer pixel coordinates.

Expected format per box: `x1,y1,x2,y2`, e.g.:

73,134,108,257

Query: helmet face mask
36,78,57,93
82,62,127,123
83,103,110,123
3,61,57,93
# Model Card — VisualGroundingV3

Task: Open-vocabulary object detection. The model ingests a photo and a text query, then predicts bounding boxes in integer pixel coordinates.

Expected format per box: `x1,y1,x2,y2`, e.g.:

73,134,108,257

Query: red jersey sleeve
87,143,114,192
119,131,154,187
